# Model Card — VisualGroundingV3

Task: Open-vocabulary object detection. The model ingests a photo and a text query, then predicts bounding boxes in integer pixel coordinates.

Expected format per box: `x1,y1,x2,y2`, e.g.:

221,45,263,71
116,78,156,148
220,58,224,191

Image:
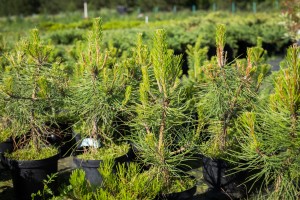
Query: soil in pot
6,152,59,200
73,143,132,186
156,176,197,200
202,156,250,199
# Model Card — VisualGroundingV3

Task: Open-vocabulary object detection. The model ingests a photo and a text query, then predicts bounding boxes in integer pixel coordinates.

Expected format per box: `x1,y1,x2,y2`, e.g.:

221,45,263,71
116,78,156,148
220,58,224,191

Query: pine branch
143,123,151,135
170,146,186,156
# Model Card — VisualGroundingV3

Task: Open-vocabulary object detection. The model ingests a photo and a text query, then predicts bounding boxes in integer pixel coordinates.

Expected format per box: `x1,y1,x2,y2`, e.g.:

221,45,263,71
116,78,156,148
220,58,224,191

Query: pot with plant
130,30,197,199
229,45,300,199
196,24,270,198
0,29,66,200
68,18,133,186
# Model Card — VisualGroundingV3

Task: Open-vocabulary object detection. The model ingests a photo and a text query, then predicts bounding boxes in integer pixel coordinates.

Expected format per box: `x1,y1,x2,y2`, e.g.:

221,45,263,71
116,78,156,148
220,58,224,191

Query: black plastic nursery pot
202,156,249,199
73,157,103,185
73,150,133,186
127,142,141,161
6,153,60,200
0,138,14,168
0,138,14,154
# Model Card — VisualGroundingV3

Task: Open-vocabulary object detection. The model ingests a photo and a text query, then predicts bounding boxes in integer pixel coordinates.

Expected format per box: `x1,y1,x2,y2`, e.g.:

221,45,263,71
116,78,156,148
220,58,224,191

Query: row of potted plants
0,17,299,199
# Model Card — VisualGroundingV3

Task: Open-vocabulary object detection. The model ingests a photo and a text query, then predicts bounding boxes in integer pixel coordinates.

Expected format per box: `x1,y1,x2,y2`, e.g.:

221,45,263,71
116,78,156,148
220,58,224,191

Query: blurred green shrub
47,30,84,45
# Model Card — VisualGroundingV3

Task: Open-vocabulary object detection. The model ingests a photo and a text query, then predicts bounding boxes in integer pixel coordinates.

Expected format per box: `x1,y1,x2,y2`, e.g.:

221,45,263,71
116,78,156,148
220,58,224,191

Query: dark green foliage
0,0,40,16
48,30,84,45
0,11,291,60
0,0,280,16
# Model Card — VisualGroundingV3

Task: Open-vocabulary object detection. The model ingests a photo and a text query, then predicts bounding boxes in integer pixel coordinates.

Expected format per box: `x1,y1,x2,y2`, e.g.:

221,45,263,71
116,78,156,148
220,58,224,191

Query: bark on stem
220,82,244,150
31,76,38,150
158,99,168,153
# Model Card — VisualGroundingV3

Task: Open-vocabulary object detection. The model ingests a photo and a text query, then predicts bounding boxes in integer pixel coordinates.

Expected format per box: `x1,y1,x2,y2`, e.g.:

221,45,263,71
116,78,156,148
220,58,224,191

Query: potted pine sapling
69,18,132,186
196,24,270,198
0,29,66,200
131,30,197,200
230,45,300,199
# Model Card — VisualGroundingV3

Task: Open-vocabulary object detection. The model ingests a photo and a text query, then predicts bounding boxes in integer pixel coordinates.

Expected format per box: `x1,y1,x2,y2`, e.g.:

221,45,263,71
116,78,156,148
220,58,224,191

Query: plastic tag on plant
80,138,101,148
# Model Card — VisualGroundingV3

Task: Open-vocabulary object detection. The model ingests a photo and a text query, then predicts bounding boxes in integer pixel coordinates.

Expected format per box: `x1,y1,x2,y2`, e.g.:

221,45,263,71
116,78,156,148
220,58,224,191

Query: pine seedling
68,18,132,158
198,25,269,157
231,45,300,199
132,30,195,191
0,29,65,158
265,45,300,198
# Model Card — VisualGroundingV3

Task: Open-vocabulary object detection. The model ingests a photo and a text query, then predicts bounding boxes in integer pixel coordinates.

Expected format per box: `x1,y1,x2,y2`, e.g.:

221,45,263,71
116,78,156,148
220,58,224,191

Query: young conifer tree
197,24,270,157
231,45,300,199
68,18,132,158
132,30,196,191
0,29,65,159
